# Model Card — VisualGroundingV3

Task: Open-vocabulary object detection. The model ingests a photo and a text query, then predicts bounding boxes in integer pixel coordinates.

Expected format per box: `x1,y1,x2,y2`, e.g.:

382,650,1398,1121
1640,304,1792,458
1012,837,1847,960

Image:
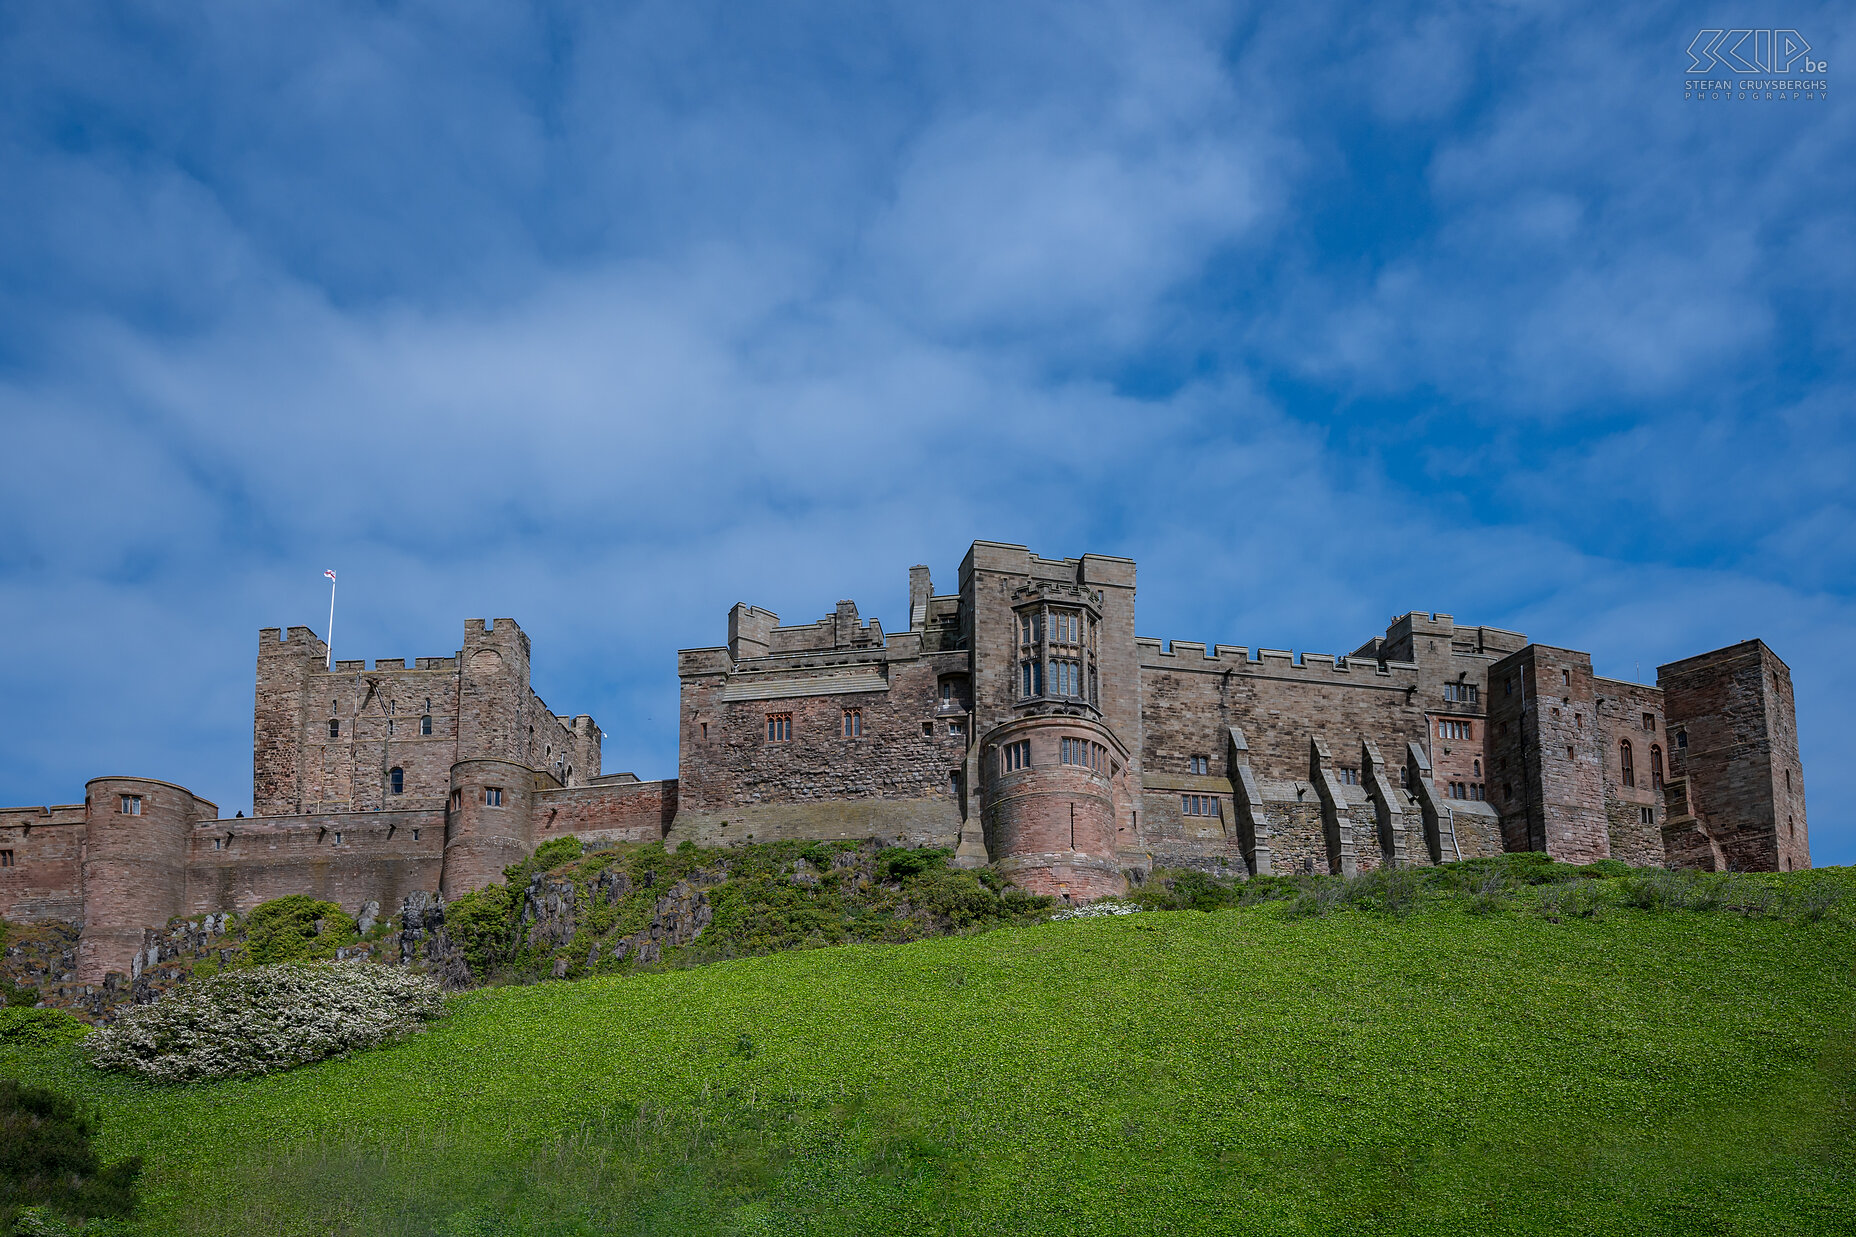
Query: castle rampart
1,541,1811,986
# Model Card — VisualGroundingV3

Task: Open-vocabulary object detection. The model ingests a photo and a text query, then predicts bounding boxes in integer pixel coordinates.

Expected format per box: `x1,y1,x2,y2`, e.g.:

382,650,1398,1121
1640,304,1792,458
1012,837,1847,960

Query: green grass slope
5,871,1854,1236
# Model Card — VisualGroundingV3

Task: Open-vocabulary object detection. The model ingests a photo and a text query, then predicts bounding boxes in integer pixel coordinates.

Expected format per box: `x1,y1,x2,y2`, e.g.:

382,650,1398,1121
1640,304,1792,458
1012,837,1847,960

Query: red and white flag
324,569,337,582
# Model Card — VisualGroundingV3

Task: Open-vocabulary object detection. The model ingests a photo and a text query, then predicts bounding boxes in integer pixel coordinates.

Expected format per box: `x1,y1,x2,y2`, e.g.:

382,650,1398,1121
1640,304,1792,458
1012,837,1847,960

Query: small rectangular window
412,828,421,841
1642,712,1655,732
485,787,503,807
1639,806,1655,825
0,850,13,868
766,713,792,742
842,708,863,738
948,720,965,737
1676,728,1687,749
332,831,343,845
1189,755,1208,775
1001,740,1031,772
420,715,433,735
329,718,340,738
120,795,142,815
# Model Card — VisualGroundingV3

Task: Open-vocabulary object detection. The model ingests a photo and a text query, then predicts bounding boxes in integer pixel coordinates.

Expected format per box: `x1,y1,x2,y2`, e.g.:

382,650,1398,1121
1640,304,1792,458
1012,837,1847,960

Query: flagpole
325,572,337,671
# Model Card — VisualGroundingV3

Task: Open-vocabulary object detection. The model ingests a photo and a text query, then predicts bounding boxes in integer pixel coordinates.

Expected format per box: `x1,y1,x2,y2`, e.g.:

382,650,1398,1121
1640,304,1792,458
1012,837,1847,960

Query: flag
324,569,337,581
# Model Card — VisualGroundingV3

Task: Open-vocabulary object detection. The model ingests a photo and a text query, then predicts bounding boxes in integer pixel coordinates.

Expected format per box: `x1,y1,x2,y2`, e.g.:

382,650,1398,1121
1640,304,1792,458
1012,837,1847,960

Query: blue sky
2,3,1851,863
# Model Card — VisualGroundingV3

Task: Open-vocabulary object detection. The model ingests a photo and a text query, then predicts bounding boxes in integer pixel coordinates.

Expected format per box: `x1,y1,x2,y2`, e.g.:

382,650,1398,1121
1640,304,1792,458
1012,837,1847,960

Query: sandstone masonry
0,542,1810,983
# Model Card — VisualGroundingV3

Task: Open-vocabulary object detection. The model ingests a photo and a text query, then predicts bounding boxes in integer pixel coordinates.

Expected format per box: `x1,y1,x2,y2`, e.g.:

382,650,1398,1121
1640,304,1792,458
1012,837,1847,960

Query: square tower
1659,641,1808,872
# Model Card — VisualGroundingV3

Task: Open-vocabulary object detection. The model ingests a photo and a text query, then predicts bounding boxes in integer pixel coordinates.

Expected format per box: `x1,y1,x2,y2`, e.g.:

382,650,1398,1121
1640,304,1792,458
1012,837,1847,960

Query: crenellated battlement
1137,637,1420,680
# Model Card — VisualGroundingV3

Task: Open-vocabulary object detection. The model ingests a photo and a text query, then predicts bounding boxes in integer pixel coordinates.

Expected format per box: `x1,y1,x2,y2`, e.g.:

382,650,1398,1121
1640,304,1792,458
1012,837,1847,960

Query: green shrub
87,962,444,1083
1537,880,1604,923
2,980,40,1010
1284,884,1346,919
503,836,585,893
0,1079,141,1232
877,847,949,883
0,1010,89,1051
1345,869,1419,917
1786,882,1845,923
243,896,357,965
435,884,514,980
1464,874,1509,916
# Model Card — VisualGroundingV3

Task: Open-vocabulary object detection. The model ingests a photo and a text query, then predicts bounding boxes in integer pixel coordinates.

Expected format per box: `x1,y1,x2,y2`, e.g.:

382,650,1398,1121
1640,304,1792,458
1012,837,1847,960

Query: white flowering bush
86,961,444,1083
1050,900,1145,921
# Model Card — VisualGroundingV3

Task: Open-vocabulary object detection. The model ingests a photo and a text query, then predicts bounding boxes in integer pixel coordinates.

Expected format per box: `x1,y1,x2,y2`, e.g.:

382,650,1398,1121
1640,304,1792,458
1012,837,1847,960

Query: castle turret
440,758,534,899
77,776,215,982
980,714,1128,901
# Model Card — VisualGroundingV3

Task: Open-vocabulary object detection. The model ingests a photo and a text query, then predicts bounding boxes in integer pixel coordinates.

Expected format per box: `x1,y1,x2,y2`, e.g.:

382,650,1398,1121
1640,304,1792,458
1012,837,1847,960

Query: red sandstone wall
1660,641,1807,872
182,808,445,919
0,806,86,922
1598,678,1669,867
540,778,677,846
1486,647,1611,863
78,777,214,983
677,652,968,819
980,715,1125,900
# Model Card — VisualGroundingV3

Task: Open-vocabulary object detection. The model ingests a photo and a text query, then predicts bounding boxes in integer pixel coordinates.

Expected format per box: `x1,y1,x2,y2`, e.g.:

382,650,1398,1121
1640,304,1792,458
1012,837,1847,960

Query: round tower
440,758,534,899
77,776,212,982
980,714,1128,902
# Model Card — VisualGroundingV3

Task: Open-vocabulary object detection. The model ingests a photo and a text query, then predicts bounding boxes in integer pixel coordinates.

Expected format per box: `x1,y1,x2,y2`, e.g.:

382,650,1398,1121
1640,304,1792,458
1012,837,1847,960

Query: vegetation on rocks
421,839,1053,988
85,962,444,1083
241,896,359,966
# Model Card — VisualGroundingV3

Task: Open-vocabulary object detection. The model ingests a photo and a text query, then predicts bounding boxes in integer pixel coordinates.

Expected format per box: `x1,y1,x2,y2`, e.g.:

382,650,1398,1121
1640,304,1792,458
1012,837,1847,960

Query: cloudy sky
2,3,1850,863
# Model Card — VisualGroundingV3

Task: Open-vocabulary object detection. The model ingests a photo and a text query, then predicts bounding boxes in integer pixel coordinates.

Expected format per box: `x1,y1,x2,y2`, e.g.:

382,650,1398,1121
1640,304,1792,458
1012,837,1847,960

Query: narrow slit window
1620,740,1635,788
1651,746,1664,790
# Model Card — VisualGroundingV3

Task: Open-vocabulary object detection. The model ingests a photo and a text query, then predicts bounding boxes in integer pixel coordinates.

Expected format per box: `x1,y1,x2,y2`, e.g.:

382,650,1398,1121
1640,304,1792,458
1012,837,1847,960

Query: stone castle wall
0,541,1812,986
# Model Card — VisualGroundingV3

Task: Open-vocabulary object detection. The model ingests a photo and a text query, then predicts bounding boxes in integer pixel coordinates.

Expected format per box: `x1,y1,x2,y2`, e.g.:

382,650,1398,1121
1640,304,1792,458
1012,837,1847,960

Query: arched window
1619,740,1635,788
421,715,433,736
328,718,340,739
389,767,404,795
1651,746,1664,791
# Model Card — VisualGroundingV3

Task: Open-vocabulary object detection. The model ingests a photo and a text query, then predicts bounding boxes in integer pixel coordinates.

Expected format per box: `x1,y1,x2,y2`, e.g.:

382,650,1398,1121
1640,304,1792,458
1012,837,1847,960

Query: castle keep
0,540,1811,982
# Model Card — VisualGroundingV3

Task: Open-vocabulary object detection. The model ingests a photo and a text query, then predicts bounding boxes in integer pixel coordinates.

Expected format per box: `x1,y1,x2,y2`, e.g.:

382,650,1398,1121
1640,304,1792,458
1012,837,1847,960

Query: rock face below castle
0,540,1811,982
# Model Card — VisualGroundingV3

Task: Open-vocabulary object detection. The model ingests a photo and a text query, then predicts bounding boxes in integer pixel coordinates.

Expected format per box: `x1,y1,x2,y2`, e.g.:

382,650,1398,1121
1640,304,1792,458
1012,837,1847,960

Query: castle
0,541,1812,984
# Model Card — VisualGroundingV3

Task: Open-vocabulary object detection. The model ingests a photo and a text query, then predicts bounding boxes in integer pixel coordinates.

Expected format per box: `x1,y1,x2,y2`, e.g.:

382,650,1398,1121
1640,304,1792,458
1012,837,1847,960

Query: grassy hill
3,863,1853,1236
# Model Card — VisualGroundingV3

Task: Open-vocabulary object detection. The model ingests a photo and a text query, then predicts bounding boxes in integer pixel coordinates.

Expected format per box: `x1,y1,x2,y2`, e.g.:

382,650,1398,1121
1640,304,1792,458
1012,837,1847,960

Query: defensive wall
0,542,1810,986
